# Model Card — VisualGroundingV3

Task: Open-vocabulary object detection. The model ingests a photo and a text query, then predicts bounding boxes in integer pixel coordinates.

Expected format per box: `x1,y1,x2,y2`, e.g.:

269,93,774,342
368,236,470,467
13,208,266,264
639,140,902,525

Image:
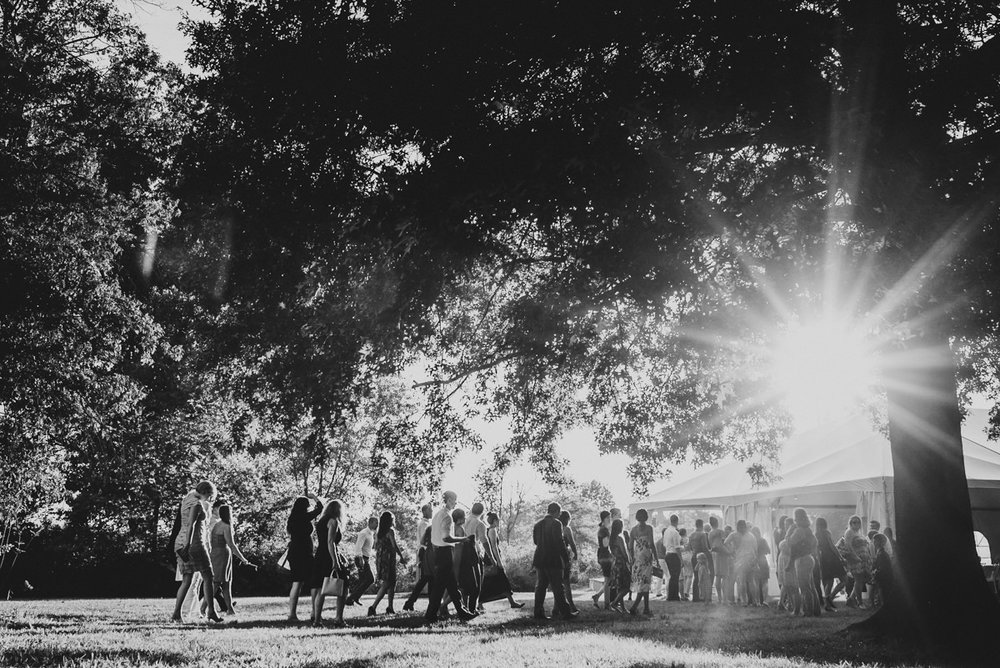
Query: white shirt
663,525,682,553
431,506,456,547
355,527,374,558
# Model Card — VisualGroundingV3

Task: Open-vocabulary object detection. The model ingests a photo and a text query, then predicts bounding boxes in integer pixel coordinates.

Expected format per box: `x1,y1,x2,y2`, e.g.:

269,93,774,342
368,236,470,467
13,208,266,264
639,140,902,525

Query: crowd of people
168,481,896,625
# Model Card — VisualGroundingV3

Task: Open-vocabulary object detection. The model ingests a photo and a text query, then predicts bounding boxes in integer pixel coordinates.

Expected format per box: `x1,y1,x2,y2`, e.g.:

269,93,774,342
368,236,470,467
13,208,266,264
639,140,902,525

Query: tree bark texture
849,333,1000,650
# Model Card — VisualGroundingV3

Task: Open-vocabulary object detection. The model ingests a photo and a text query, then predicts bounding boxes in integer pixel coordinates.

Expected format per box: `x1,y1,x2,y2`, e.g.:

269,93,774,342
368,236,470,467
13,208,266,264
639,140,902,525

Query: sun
769,318,880,428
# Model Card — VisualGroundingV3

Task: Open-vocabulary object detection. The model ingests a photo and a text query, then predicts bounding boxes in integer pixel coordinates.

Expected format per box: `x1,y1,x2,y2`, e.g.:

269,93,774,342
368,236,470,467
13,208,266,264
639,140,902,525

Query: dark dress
376,530,398,587
480,527,514,603
286,504,321,584
597,526,613,578
611,535,631,592
816,527,846,580
311,517,334,589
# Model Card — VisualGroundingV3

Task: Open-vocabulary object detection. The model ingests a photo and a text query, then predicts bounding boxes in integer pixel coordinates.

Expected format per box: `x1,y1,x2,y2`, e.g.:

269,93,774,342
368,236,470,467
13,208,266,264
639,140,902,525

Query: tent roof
634,410,1000,513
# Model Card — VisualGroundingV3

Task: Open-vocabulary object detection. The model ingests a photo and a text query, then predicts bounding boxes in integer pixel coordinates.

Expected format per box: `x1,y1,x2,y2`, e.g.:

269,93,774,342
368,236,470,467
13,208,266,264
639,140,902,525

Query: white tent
630,411,1000,560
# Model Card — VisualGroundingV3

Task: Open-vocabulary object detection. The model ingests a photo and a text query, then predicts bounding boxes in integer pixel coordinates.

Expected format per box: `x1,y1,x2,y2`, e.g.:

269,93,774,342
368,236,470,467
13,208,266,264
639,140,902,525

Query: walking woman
285,495,322,621
210,504,256,615
591,511,614,609
608,518,632,613
628,509,657,615
815,517,846,611
785,508,820,616
368,511,407,615
482,512,524,608
312,499,348,626
839,515,871,609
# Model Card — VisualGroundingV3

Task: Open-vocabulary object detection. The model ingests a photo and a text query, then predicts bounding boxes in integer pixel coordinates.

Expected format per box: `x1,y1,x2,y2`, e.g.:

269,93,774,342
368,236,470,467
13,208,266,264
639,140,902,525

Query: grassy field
0,593,974,667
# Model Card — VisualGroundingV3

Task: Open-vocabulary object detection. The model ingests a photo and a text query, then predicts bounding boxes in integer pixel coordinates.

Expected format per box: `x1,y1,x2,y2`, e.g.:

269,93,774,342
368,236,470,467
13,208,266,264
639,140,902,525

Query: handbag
175,546,191,563
277,548,290,570
652,566,664,579
322,575,345,597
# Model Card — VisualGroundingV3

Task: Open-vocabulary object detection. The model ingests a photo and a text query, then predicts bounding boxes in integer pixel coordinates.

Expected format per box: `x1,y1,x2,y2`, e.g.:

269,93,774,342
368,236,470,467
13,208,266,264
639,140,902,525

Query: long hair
611,518,623,539
599,510,611,529
318,498,344,527
219,505,233,526
287,496,312,534
377,511,394,541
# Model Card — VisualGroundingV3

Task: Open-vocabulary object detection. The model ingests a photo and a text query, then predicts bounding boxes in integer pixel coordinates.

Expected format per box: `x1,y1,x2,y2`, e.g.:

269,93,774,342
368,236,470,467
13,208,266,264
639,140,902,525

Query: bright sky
116,1,211,66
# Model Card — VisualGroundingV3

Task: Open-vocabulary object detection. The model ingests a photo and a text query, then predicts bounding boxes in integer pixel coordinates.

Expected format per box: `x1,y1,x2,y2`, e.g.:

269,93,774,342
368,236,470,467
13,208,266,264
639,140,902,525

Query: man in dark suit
532,502,576,620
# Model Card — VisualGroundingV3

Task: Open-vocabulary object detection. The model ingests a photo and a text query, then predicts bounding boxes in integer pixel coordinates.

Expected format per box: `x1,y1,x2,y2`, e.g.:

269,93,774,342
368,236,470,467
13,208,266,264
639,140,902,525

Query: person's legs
534,567,550,617
469,561,483,611
547,567,571,617
369,582,390,614
201,571,219,620
666,553,681,601
219,581,233,614
562,565,578,613
172,573,194,620
403,571,431,610
312,587,325,623
288,581,304,620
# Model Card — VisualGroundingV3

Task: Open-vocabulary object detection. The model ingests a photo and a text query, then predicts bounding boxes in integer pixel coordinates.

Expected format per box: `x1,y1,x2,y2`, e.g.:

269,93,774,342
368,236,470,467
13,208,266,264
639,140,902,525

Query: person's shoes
569,606,579,615
510,600,525,609
386,606,396,615
332,619,346,628
643,609,653,616
402,601,414,612
533,611,551,620
592,595,601,608
170,614,182,622
476,606,485,613
207,613,223,623
456,608,477,621
367,606,377,616
568,609,580,617
628,605,637,616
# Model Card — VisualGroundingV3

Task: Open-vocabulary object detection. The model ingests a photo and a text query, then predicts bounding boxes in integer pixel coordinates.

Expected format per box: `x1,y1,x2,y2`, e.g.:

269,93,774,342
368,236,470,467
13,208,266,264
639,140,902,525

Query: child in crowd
870,533,893,609
696,553,712,604
777,539,794,611
679,528,693,601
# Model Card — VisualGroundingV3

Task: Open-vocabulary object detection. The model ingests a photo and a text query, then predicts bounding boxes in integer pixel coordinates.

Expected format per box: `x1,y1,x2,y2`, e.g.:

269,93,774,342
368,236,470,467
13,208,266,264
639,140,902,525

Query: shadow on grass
0,647,187,667
299,654,413,668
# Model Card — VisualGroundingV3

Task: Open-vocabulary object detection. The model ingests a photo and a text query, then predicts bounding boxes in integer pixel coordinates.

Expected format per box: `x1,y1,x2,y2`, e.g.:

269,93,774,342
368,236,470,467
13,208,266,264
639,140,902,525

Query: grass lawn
0,592,973,667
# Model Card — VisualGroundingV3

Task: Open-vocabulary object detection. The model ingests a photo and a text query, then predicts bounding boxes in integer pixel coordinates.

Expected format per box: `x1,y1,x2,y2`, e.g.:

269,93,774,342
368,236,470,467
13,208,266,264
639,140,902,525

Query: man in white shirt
424,491,475,623
403,503,434,611
663,514,683,601
348,517,378,605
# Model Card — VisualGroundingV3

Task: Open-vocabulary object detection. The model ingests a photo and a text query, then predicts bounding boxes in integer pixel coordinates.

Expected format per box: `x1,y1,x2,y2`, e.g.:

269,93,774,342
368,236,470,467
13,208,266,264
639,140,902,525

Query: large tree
179,0,1000,649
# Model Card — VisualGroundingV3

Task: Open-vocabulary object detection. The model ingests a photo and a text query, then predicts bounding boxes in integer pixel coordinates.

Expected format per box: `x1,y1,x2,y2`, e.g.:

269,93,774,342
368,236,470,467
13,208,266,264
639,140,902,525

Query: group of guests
585,507,897,619
283,489,524,626
168,481,896,625
170,481,257,622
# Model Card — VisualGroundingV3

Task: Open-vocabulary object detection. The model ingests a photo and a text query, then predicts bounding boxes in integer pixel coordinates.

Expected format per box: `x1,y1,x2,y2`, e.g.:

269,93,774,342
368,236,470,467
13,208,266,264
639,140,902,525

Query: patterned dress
376,530,397,588
611,535,632,592
631,527,655,593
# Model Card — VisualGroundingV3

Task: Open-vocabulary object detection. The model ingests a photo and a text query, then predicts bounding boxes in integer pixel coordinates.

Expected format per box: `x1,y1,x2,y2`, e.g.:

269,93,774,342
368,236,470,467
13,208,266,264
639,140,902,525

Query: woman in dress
591,511,614,610
286,495,322,621
186,501,222,623
368,511,407,615
482,512,524,608
628,508,657,615
726,520,758,606
609,518,632,613
785,508,820,616
751,526,770,606
839,515,871,608
815,517,846,611
312,499,348,626
210,504,256,615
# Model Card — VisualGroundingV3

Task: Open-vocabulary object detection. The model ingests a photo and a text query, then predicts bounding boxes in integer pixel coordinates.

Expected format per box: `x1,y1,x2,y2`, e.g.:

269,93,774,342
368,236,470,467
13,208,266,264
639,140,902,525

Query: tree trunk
848,332,1000,653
